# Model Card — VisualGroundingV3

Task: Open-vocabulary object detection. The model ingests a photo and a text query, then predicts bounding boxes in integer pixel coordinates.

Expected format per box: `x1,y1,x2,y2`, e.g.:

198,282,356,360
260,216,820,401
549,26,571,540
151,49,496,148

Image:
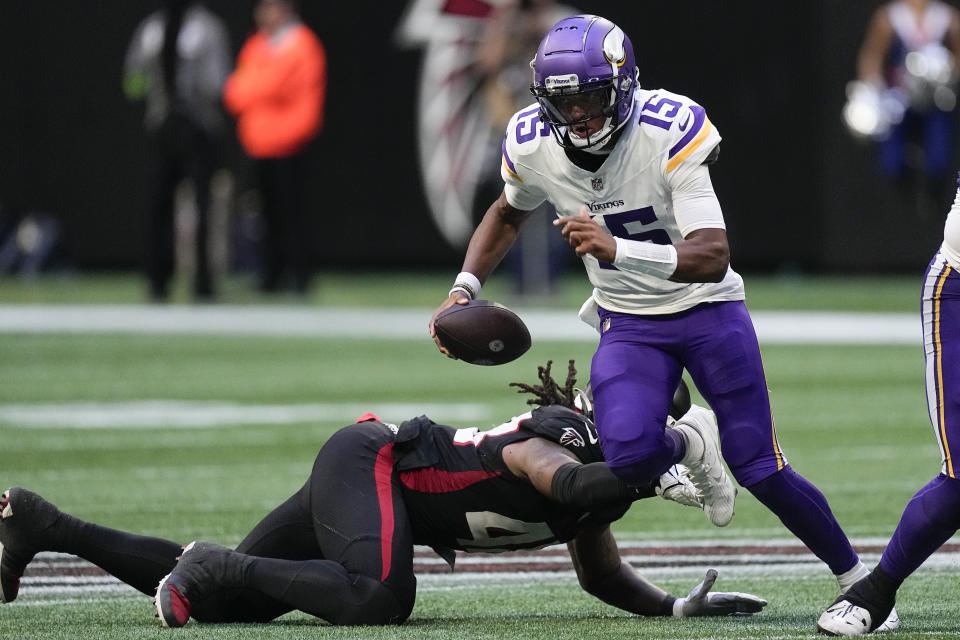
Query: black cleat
816,569,897,636
155,541,246,628
0,487,64,603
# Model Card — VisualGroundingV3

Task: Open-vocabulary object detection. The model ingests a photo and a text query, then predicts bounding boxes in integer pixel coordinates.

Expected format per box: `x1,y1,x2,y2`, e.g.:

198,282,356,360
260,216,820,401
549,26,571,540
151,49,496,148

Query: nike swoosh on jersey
585,424,600,445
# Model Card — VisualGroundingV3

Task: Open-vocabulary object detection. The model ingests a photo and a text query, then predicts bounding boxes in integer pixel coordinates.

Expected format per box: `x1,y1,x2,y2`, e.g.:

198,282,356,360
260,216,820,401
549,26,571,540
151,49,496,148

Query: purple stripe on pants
591,300,784,486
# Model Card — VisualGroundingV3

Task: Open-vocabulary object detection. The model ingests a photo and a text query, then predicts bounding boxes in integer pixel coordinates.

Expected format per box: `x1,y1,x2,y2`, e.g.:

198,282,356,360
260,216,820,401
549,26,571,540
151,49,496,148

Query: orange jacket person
224,0,325,158
224,0,324,294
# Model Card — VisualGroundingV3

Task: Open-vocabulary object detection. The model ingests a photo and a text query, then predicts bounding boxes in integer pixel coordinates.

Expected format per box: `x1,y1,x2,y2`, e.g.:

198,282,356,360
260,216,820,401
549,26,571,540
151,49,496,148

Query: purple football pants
878,251,960,582
591,300,785,486
590,300,859,574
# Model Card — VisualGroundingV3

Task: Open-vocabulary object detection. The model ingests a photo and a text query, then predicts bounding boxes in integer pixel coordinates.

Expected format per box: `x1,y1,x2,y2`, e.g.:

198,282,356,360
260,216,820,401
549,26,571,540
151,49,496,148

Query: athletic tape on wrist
449,271,482,299
672,597,686,618
613,237,678,279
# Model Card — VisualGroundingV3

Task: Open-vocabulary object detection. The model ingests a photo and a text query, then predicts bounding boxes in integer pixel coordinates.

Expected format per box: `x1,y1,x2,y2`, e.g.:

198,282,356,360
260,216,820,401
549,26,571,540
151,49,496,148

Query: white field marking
19,576,128,585
31,538,901,561
7,593,141,607
416,553,825,567
17,541,960,603
0,305,920,344
0,400,490,429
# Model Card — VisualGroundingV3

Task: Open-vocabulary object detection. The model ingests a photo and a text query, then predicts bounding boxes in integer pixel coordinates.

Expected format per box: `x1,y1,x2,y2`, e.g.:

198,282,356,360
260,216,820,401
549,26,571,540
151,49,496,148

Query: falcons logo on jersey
559,427,586,448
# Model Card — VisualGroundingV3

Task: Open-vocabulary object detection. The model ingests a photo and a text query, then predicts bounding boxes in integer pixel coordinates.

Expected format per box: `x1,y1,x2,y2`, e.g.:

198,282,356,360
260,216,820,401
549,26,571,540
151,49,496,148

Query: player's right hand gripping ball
434,300,531,365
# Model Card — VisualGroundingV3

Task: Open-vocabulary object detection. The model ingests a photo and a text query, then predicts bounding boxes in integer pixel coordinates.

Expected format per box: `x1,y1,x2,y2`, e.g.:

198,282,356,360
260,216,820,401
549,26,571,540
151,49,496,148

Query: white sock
836,561,869,593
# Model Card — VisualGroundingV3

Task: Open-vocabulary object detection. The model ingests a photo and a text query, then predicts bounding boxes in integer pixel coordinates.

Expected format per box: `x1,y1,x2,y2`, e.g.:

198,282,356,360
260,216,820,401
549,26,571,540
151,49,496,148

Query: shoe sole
0,489,19,603
155,571,193,628
156,572,180,627
0,542,17,604
155,541,197,627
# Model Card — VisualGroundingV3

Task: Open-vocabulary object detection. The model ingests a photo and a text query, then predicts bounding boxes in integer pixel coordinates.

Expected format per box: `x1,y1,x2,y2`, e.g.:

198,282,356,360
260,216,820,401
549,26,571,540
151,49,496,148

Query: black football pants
54,420,416,625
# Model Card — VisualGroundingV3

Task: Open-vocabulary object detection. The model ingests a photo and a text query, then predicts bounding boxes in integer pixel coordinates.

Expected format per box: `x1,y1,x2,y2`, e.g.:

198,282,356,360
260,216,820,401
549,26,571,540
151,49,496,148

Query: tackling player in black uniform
0,361,765,627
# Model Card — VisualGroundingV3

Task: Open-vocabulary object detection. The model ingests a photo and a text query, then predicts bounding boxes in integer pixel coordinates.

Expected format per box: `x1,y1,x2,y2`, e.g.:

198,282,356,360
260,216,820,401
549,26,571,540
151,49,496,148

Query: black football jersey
391,405,629,561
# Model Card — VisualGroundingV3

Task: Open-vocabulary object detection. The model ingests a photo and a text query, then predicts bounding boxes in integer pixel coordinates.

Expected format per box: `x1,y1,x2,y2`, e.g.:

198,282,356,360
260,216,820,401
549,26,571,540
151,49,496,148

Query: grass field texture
0,272,956,639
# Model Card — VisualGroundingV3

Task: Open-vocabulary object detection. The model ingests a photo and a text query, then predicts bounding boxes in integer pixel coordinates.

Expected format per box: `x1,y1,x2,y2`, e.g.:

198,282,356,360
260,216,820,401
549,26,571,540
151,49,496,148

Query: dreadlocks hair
509,359,579,409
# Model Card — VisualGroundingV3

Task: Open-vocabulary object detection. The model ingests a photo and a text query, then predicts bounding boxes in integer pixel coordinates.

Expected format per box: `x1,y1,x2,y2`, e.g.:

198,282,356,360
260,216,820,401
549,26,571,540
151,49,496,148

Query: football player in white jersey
429,14,897,628
816,174,960,635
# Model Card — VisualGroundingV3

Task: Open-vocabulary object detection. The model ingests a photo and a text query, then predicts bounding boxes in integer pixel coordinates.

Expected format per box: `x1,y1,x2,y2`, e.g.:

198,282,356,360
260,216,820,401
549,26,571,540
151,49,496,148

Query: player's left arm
666,164,730,283
568,525,768,617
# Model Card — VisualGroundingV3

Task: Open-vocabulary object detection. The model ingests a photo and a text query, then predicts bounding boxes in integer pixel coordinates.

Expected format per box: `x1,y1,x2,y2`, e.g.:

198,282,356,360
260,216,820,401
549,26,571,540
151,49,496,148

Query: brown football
434,300,531,365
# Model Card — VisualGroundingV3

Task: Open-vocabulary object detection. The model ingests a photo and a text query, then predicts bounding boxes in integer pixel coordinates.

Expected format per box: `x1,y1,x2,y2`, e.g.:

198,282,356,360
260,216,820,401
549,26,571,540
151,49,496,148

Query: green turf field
0,272,956,639
0,269,924,311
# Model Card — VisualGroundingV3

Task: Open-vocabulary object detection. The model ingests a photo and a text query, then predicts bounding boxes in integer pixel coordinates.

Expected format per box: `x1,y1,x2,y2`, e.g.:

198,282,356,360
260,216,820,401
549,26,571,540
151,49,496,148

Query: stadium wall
0,1,954,272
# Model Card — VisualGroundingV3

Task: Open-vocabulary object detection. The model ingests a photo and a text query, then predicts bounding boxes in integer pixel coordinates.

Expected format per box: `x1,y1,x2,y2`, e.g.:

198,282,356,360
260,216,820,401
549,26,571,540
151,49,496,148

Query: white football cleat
672,406,736,527
833,563,900,634
874,607,900,632
655,464,702,508
817,599,872,636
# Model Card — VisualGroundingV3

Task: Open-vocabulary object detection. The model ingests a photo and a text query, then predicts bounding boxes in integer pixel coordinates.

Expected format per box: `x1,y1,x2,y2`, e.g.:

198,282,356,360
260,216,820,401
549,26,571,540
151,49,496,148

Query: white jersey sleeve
671,165,725,238
634,91,726,238
943,188,960,270
500,104,551,212
642,93,725,235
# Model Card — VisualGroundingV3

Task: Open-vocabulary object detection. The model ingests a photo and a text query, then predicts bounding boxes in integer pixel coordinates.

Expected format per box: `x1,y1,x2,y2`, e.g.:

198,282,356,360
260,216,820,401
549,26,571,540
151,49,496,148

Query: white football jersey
943,187,960,270
500,88,745,315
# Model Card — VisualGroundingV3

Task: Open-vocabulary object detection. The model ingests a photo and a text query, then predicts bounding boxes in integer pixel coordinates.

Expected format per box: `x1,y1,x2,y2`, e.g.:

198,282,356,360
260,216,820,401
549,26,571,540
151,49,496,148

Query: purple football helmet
530,15,638,149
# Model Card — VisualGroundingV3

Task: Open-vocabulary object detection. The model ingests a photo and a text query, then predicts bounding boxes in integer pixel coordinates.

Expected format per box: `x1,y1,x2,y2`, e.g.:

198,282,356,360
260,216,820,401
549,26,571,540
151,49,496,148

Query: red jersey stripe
400,467,500,493
374,442,396,581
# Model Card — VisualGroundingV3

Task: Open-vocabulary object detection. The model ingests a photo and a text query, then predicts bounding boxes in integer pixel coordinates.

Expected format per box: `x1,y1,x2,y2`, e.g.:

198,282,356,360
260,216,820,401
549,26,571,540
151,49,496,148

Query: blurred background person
845,0,960,218
124,0,231,302
473,0,574,299
224,0,325,296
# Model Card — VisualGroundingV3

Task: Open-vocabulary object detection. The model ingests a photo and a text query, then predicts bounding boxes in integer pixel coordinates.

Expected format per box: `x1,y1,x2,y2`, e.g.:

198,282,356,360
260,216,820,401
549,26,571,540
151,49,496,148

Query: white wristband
672,597,686,618
613,237,678,279
449,271,482,299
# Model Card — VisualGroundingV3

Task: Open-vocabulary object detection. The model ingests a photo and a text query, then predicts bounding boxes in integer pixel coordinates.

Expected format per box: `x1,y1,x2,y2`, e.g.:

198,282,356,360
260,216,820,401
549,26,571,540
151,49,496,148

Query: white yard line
0,400,491,428
15,542,959,604
0,305,920,344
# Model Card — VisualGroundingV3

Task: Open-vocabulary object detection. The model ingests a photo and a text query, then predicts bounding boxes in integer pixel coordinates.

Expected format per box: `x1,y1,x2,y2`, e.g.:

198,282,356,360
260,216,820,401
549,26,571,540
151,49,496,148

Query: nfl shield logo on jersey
591,176,604,192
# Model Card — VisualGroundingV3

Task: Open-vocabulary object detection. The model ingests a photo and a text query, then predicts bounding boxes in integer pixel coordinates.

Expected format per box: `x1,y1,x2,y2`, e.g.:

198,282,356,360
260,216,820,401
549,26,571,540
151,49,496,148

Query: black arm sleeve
550,462,655,508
